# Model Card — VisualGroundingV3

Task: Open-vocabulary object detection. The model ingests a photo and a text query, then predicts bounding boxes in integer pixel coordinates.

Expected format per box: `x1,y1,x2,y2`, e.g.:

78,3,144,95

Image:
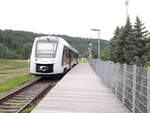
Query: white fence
89,59,150,113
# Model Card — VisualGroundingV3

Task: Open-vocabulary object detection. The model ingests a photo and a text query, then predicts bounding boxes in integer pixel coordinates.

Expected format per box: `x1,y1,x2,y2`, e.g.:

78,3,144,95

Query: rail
0,77,56,113
89,59,150,113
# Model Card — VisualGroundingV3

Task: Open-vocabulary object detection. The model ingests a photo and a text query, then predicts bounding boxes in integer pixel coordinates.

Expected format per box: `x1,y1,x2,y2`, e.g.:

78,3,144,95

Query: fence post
115,63,119,96
122,63,127,104
132,65,136,113
147,68,150,113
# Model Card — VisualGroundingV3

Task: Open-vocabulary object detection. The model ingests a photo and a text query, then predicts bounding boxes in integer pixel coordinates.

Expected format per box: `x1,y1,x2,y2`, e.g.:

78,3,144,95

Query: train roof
35,36,79,54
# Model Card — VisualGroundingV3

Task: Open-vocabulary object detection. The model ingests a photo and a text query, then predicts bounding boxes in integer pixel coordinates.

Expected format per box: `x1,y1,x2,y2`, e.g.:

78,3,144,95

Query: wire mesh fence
89,59,150,113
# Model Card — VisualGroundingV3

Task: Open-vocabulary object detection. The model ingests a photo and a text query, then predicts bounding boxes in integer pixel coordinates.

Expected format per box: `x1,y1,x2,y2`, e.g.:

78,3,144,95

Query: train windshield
36,40,58,58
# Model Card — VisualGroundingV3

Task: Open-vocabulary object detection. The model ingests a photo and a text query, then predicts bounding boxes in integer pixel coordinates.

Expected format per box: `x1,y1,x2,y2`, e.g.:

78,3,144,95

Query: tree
0,43,9,59
109,26,121,62
22,43,32,59
123,17,134,64
132,16,149,66
116,17,133,64
101,48,109,61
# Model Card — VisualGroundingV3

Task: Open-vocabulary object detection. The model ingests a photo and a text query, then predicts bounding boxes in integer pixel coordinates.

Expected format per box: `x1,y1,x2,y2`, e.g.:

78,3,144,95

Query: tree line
0,30,45,59
108,16,150,66
0,30,109,59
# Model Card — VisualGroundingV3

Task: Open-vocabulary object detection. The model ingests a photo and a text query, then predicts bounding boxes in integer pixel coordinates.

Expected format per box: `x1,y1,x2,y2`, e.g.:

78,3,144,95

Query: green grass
21,102,39,113
78,59,88,63
0,60,29,70
0,74,36,96
0,109,4,113
0,59,35,96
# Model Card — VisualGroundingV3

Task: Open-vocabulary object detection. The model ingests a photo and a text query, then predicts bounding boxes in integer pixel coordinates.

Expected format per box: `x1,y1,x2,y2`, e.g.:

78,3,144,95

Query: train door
62,46,70,69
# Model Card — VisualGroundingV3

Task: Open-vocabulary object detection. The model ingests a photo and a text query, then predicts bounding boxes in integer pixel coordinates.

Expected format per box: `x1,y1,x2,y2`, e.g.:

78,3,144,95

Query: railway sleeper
3,101,26,106
2,103,22,106
21,89,43,94
15,94,35,98
11,97,33,100
19,92,35,95
6,100,27,103
2,109,18,113
15,94,35,97
0,105,20,109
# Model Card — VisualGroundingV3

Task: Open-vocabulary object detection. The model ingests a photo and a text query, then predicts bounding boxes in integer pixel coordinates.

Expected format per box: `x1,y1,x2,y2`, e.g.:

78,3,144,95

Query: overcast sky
0,0,149,40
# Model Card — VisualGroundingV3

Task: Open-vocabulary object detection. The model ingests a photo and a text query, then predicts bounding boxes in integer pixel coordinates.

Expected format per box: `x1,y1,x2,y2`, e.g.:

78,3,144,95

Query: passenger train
30,36,79,76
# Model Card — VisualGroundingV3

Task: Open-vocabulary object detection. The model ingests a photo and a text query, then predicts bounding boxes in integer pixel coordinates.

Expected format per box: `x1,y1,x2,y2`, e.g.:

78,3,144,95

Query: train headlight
36,64,53,73
40,66,47,72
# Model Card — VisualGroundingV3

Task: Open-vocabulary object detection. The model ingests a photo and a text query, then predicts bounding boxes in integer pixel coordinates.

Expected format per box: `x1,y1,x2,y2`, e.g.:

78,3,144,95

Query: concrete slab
31,63,131,113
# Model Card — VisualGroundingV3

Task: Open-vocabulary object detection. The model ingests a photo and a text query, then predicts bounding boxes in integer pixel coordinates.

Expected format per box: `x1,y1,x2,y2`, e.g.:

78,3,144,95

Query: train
30,36,79,76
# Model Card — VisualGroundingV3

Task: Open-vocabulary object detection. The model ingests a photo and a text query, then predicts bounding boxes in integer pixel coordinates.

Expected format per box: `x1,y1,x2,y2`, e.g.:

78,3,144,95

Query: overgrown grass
78,59,88,63
0,59,36,96
0,74,36,96
0,60,29,70
21,102,39,113
0,109,4,113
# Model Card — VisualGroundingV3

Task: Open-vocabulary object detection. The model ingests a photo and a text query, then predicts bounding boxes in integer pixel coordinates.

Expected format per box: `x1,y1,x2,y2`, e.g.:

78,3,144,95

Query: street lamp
91,29,100,59
89,43,92,59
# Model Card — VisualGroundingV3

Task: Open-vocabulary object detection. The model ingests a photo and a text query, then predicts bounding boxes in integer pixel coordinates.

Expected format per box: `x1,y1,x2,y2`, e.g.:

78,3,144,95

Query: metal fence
89,59,150,113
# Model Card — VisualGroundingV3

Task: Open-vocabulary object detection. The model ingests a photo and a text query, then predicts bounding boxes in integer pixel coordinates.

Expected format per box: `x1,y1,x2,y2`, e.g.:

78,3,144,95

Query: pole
98,30,100,59
91,29,100,60
90,44,92,59
89,43,92,59
125,0,129,18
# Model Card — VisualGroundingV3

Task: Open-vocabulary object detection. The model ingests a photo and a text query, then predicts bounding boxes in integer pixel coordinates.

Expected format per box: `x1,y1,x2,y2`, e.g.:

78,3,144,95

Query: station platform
31,63,131,113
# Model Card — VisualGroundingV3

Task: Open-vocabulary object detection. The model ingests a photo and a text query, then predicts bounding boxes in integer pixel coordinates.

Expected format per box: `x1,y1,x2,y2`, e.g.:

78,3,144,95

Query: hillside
0,29,109,59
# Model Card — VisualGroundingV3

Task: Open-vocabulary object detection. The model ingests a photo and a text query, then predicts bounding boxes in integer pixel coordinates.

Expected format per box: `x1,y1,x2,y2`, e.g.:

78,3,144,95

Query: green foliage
101,48,109,61
0,42,9,59
109,26,121,62
21,103,36,113
109,16,150,66
0,60,29,70
51,34,109,57
0,30,109,59
0,74,36,95
123,17,133,64
0,30,45,59
132,17,149,66
0,109,4,113
22,43,32,59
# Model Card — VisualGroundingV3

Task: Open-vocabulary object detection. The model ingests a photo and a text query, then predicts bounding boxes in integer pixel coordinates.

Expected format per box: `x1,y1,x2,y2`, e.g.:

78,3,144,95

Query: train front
30,36,63,76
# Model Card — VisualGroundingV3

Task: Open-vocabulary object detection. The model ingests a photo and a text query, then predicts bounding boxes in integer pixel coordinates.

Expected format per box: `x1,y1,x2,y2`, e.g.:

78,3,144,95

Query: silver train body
30,36,79,76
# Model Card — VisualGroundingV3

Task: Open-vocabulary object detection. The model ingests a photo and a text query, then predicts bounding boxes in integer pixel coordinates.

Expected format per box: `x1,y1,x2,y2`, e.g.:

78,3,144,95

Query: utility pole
125,0,129,18
91,29,100,59
89,43,92,59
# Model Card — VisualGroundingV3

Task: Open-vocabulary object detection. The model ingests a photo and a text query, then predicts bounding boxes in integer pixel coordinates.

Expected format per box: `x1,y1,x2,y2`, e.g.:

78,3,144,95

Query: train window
36,40,58,58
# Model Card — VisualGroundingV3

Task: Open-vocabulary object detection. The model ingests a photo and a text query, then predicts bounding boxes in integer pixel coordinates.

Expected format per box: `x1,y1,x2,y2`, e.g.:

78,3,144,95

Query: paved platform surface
31,63,131,113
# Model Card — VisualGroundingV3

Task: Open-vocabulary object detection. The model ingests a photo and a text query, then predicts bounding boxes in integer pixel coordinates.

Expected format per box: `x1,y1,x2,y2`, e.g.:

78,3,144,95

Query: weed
0,109,4,113
0,74,36,96
0,60,29,70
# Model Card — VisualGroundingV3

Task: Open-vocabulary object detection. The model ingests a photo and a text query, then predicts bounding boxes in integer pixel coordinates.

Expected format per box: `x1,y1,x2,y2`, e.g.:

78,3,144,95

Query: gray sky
0,0,149,40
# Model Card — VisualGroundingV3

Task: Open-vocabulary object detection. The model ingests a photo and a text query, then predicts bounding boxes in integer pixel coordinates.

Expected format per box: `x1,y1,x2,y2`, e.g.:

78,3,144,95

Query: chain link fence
89,59,150,113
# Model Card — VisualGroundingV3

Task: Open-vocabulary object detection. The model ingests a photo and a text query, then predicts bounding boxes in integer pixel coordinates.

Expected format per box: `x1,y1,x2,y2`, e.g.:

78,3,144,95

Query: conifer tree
109,26,120,62
132,16,149,66
116,17,132,63
124,17,134,64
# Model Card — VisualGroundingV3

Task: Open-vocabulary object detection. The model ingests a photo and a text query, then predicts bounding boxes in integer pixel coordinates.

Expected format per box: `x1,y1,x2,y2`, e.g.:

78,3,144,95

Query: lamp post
91,29,100,59
89,43,92,59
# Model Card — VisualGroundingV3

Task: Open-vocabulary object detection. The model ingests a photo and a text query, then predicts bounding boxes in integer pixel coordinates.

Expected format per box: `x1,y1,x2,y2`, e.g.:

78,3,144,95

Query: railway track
0,77,56,113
